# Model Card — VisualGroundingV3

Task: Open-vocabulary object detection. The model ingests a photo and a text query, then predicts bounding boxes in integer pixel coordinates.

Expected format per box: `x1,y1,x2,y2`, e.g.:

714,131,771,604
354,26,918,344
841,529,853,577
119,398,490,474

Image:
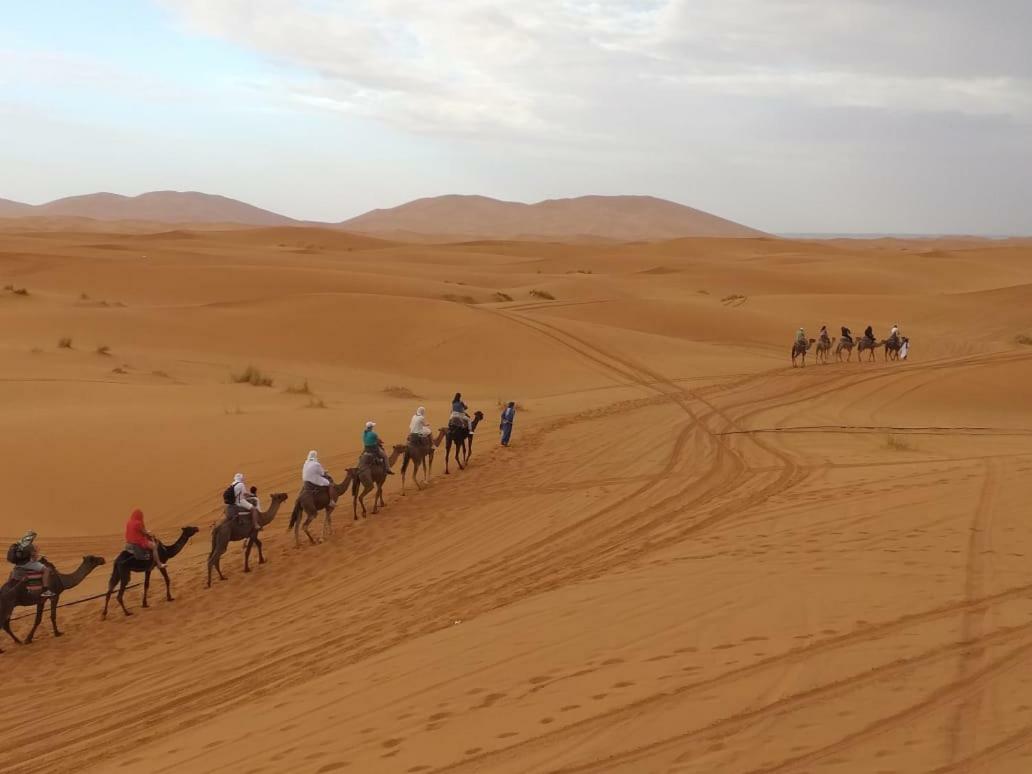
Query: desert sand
3,222,1032,774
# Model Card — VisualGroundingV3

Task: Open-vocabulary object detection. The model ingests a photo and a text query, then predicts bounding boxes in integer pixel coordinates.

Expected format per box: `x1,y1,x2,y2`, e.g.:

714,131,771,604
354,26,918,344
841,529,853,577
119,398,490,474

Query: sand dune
2,225,1032,773
340,194,764,241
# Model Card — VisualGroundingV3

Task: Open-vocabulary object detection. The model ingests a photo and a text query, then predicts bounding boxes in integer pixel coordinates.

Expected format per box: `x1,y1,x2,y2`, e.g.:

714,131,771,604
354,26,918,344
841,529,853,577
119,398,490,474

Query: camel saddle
358,451,383,472
408,432,431,448
122,543,151,562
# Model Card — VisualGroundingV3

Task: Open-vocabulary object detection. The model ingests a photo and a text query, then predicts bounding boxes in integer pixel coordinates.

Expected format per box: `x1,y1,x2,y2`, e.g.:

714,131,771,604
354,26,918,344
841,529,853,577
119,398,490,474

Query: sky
2,0,1030,233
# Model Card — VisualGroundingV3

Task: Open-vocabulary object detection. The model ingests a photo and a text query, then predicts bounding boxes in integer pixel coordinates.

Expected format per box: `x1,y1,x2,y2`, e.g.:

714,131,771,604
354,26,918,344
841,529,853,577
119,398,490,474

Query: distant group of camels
1,407,488,651
791,331,910,368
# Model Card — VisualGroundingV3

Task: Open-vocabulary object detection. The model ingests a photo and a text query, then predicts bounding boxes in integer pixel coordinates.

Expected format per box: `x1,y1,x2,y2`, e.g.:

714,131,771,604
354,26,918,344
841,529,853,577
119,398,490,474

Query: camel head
84,555,107,568
393,444,408,453
270,492,289,504
181,526,201,539
473,410,484,420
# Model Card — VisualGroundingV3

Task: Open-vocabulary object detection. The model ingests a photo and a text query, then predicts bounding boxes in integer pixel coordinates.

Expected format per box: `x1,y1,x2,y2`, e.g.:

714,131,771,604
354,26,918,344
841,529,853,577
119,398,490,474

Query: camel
441,411,485,474
884,335,908,361
287,472,356,549
207,493,288,586
791,338,816,368
398,428,446,494
103,526,199,618
857,337,880,363
1,555,106,645
835,336,855,362
0,579,27,653
352,446,405,518
814,335,833,364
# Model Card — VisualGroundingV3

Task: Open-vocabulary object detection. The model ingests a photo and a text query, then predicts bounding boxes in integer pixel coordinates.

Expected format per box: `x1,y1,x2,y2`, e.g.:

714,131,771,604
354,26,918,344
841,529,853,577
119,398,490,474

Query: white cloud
161,0,1032,140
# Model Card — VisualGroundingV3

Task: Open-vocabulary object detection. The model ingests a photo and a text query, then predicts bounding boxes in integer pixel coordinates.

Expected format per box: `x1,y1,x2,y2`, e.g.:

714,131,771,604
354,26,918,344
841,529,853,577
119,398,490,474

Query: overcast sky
2,1,1030,233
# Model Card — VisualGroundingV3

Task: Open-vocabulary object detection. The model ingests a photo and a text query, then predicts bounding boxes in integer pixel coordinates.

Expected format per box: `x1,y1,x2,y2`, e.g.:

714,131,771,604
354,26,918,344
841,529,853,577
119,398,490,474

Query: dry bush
111,367,128,375
530,289,555,300
96,345,112,356
721,294,747,306
80,292,90,300
1016,334,1032,346
383,385,420,399
885,434,914,452
232,365,273,387
304,398,327,409
284,379,312,395
12,287,28,296
442,293,476,304
57,337,73,349
151,370,170,378
494,292,514,302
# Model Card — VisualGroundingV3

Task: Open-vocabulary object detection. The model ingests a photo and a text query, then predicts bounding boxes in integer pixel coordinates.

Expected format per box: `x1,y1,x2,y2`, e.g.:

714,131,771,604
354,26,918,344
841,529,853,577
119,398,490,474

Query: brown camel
103,527,199,618
884,335,908,361
2,555,106,645
0,578,27,653
207,492,288,586
791,338,816,368
835,336,855,362
352,446,405,518
857,337,880,363
441,410,485,474
399,428,446,494
815,335,832,364
287,472,356,549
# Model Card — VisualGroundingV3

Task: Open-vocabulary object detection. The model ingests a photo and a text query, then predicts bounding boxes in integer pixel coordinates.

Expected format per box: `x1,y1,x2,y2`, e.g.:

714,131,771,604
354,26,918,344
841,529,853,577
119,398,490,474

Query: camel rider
841,326,853,344
450,392,470,431
363,421,395,475
226,473,261,533
889,322,900,344
302,450,336,502
864,325,875,343
409,407,433,448
124,509,166,570
818,325,829,343
795,328,806,346
6,531,55,598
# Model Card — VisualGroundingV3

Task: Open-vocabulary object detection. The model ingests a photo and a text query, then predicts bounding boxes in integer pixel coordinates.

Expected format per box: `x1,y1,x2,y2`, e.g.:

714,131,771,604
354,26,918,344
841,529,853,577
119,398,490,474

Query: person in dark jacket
500,402,516,446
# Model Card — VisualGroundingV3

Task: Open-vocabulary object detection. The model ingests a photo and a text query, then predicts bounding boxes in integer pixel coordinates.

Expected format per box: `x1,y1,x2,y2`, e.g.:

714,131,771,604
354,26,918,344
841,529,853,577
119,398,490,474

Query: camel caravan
2,394,515,650
793,323,910,368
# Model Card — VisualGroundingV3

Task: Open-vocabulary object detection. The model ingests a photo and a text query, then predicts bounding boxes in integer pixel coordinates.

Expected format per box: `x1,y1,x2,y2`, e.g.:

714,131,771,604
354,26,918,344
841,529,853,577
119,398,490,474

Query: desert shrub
304,398,327,409
885,434,914,452
151,370,170,378
111,367,128,375
1015,334,1032,346
721,294,747,305
57,337,73,349
383,385,420,399
494,292,514,302
12,287,28,296
80,292,90,300
284,379,312,395
530,289,555,300
231,365,273,387
96,345,111,356
442,293,476,304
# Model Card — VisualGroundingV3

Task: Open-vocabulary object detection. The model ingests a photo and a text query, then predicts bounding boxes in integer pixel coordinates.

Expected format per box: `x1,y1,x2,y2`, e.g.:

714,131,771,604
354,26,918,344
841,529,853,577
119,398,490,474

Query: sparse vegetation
12,287,29,296
383,385,420,399
721,294,747,307
111,367,128,375
151,370,170,379
231,365,274,387
80,292,90,300
697,289,710,295
442,293,476,304
530,289,555,300
1016,334,1032,346
885,434,915,452
304,398,327,409
30,347,42,355
57,337,73,349
2,285,11,291
96,345,112,356
224,405,245,415
494,292,514,302
284,379,312,395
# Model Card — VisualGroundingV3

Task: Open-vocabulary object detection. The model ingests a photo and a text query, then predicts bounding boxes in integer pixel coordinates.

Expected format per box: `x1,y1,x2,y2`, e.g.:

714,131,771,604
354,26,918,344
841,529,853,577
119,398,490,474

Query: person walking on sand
500,401,516,446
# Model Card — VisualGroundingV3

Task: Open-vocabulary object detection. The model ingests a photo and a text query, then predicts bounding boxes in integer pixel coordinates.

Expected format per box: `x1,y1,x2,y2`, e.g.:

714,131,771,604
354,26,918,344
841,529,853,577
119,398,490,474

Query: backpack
222,485,236,505
6,543,30,565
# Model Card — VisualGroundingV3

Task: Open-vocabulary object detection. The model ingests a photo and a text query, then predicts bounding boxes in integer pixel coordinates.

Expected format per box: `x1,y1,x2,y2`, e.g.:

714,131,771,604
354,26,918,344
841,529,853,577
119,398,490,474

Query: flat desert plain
3,224,1032,774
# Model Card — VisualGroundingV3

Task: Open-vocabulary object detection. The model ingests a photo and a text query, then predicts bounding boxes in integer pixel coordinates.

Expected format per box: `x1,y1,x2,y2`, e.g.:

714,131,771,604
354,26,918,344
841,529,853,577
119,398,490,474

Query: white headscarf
306,450,318,463
233,472,244,484
417,407,426,416
365,421,376,429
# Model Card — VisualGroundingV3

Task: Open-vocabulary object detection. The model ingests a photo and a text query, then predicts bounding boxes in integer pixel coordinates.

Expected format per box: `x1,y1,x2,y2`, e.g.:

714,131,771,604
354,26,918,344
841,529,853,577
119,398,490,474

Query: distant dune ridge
0,191,763,240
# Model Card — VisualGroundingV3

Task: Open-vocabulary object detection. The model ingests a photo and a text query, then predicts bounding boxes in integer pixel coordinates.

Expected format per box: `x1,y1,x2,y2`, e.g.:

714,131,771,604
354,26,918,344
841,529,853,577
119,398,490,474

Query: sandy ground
2,225,1032,773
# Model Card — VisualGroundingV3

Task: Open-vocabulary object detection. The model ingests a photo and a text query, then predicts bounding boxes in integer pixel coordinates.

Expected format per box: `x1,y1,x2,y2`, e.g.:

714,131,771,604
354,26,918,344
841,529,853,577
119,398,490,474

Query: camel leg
302,513,318,544
2,618,22,644
243,536,253,572
255,534,266,564
444,439,452,474
25,601,45,644
117,569,133,617
157,566,173,602
49,596,61,637
208,542,227,587
142,568,151,608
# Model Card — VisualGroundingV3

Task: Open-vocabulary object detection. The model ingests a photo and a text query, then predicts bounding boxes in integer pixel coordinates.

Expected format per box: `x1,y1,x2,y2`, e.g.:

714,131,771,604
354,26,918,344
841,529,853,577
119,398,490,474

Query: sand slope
2,228,1032,773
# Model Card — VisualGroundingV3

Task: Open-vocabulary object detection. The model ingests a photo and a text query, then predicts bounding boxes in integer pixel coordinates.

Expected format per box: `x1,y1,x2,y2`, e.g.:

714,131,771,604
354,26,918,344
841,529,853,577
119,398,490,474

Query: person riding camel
841,325,853,344
795,328,807,346
818,325,829,343
302,450,336,503
363,421,394,475
864,325,875,343
450,393,470,431
889,322,900,344
409,406,433,449
7,531,55,599
226,473,261,533
124,509,166,570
